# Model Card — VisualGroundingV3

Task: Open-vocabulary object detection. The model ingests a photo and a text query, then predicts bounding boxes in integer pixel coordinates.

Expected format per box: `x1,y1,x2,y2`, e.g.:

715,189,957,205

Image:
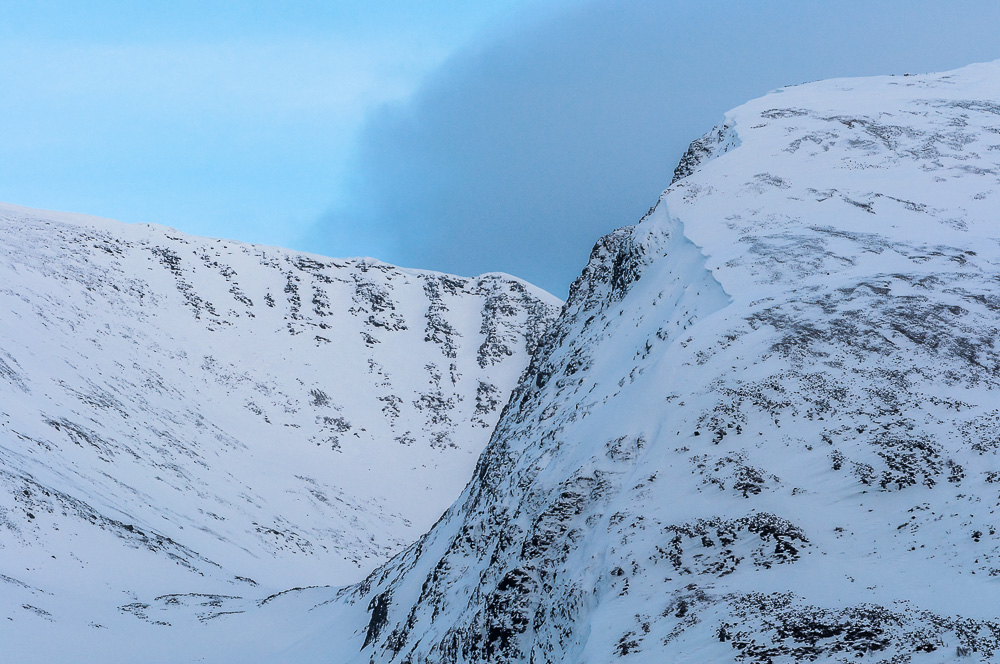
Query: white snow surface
0,203,560,660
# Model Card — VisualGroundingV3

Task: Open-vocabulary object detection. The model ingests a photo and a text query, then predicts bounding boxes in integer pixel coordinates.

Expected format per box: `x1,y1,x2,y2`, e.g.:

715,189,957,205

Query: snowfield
5,59,1000,663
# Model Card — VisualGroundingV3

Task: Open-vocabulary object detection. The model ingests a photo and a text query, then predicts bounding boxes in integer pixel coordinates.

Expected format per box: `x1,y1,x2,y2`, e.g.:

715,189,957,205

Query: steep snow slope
0,203,560,638
302,61,1000,663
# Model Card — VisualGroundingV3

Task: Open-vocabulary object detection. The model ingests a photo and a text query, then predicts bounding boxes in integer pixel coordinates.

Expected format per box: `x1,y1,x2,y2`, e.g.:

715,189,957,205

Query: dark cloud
310,0,1000,296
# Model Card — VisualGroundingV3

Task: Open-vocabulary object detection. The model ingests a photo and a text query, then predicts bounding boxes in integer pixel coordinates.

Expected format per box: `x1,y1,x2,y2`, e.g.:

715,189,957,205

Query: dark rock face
670,122,738,185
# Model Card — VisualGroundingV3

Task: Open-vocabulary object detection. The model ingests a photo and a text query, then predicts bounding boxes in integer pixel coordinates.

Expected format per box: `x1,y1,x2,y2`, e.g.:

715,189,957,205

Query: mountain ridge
0,201,561,645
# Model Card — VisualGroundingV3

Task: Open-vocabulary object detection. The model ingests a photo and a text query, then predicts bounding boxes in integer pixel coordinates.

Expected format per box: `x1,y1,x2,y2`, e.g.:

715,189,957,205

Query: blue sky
0,1,554,246
3,1,1000,296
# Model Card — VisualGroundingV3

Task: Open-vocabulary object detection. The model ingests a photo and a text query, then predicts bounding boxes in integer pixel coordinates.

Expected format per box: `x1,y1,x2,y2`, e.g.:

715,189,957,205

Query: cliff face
0,203,560,637
336,61,1000,663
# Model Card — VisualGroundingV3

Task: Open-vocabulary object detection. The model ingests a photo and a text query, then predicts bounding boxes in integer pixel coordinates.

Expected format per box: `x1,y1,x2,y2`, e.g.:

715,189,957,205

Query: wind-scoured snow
0,203,560,658
295,61,1000,663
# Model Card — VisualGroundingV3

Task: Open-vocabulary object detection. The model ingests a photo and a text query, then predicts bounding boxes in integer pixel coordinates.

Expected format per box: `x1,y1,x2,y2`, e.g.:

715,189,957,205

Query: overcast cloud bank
313,0,1000,295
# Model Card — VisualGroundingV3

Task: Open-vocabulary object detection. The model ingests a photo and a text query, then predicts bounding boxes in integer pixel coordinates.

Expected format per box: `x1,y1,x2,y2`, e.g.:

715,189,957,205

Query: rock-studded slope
303,61,1000,663
0,203,560,636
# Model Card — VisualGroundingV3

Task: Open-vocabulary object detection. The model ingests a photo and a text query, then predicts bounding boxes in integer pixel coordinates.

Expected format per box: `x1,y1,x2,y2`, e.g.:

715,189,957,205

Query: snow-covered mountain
8,59,1000,663
279,61,1000,663
0,203,560,643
